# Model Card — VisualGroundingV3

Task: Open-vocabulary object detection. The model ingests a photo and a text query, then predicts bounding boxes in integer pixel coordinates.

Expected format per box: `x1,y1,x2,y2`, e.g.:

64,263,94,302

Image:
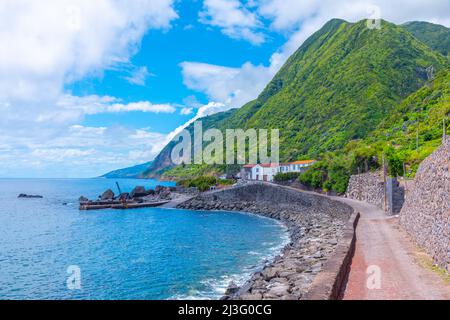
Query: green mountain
403,21,450,56
368,69,450,174
143,19,449,187
101,161,153,179
298,68,449,193
220,19,446,159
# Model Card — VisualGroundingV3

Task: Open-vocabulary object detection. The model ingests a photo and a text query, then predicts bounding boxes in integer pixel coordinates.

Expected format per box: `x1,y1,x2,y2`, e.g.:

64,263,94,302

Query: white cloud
106,101,176,114
0,123,168,178
259,0,450,64
0,0,178,104
180,107,194,115
0,0,179,177
163,102,230,148
123,66,153,86
180,61,276,108
199,0,265,44
183,0,450,112
30,148,97,162
24,95,177,124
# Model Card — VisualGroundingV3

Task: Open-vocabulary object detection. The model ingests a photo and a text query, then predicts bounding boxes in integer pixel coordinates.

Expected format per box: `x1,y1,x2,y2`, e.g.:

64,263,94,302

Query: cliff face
399,139,450,272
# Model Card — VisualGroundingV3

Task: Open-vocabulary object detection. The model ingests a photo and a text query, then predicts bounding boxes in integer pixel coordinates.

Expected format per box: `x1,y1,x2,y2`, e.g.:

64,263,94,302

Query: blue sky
0,0,449,178
69,0,285,133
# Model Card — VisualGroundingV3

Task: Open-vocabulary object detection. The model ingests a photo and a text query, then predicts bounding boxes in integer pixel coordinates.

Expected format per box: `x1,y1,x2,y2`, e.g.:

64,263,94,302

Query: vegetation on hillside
177,176,234,192
403,21,450,57
142,19,449,193
101,161,153,179
274,172,301,182
299,69,449,192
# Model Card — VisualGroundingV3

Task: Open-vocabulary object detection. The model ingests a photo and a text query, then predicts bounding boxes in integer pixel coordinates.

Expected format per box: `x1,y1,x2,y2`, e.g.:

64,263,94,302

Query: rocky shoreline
176,182,353,300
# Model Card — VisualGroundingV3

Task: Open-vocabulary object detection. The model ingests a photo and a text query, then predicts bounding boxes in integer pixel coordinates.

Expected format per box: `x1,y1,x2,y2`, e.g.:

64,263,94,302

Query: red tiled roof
287,160,316,165
260,163,279,168
243,161,315,168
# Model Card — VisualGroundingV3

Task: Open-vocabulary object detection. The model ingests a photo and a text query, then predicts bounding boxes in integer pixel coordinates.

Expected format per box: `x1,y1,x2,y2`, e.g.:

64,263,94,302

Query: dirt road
333,197,450,300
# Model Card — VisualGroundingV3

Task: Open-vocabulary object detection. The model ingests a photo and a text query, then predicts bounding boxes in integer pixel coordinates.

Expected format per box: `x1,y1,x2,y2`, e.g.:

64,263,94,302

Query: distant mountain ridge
101,161,153,179
403,21,450,56
139,18,448,179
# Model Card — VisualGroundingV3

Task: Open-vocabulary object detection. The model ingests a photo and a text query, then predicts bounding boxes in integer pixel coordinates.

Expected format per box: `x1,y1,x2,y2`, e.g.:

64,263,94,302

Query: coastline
176,182,354,300
167,208,291,300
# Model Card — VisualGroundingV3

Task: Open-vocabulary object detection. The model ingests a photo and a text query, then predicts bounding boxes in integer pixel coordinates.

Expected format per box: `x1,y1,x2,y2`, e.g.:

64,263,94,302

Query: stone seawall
177,182,354,300
400,141,450,272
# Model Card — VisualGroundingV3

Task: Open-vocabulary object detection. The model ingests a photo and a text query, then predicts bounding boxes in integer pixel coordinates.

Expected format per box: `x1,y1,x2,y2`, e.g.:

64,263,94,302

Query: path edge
303,210,360,300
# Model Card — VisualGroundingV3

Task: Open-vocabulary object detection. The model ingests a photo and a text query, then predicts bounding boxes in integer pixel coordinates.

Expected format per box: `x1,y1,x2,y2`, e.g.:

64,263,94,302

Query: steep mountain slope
101,161,153,179
368,69,450,173
403,21,450,56
223,19,446,159
144,19,448,178
292,69,449,193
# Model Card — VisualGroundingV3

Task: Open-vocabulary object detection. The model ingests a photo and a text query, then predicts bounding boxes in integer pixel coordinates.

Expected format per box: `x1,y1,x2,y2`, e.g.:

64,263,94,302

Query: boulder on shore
130,186,147,198
101,189,115,201
155,185,167,193
118,193,130,201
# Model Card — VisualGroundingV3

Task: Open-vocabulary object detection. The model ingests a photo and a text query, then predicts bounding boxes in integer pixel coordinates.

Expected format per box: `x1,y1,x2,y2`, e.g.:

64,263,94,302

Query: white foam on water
169,212,291,300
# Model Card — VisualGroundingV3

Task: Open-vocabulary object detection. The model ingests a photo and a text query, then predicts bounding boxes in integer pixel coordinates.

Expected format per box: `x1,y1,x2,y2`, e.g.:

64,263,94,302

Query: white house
279,160,316,173
242,160,316,182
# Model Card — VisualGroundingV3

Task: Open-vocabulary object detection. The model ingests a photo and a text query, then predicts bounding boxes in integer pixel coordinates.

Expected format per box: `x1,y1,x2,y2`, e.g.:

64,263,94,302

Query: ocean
0,178,289,300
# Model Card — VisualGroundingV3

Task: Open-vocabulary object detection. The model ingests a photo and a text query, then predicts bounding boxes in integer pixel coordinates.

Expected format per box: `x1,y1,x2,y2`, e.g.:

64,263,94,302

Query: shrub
176,176,218,192
274,172,301,182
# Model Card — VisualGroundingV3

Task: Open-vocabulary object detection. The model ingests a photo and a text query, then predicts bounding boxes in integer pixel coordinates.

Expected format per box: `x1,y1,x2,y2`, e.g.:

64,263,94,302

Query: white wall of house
244,161,315,181
251,165,262,181
263,166,279,182
280,163,314,173
250,165,279,182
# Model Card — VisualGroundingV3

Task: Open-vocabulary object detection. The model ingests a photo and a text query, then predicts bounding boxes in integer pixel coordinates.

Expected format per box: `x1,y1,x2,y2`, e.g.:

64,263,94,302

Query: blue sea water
0,178,289,300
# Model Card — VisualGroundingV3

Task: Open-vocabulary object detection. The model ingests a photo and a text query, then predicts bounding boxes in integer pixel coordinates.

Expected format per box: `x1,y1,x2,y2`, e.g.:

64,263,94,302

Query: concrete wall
399,141,450,272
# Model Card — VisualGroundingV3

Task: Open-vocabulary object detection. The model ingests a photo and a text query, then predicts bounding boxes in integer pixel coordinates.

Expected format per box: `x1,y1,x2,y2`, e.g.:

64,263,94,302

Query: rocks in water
176,182,353,300
225,282,240,296
155,185,166,193
118,193,130,201
18,194,43,199
81,185,176,207
100,189,115,201
130,186,147,198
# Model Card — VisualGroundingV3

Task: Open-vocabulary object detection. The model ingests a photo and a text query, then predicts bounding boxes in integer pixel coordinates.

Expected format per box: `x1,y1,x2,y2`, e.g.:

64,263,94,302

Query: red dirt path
332,197,450,300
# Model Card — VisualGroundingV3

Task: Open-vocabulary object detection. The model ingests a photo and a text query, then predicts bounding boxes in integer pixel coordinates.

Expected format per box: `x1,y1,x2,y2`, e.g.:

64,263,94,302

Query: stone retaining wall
346,171,405,215
177,182,354,300
346,171,385,209
399,141,450,272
